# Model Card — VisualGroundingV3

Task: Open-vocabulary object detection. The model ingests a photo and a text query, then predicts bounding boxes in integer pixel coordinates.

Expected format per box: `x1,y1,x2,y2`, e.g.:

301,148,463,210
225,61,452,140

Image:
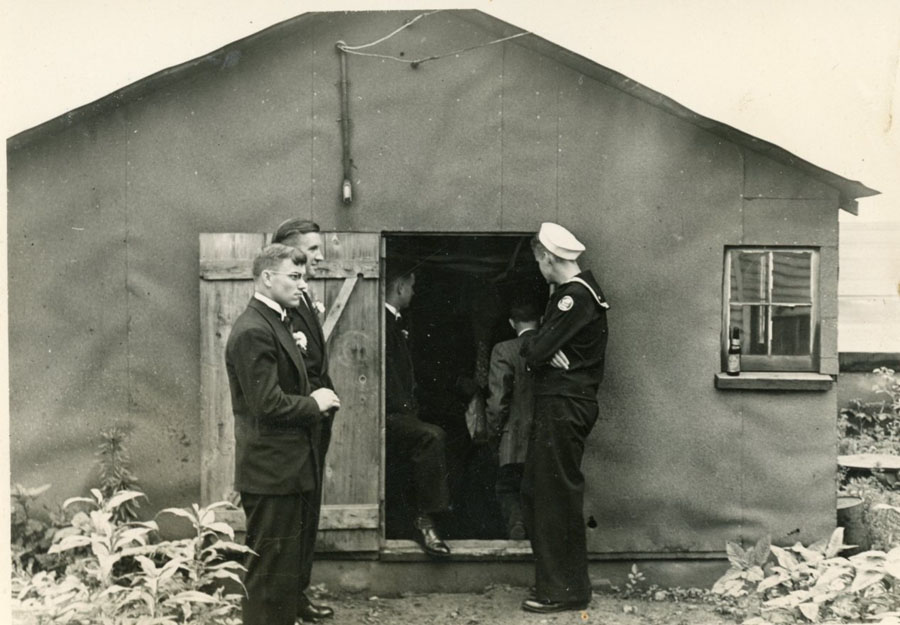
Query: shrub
13,488,251,624
712,528,900,624
839,368,900,456
10,483,67,576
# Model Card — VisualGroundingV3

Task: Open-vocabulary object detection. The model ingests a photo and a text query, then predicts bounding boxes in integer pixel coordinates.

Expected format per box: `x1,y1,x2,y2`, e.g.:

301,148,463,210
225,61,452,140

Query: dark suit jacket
287,291,333,391
486,329,536,466
226,298,323,494
385,310,417,414
286,292,333,492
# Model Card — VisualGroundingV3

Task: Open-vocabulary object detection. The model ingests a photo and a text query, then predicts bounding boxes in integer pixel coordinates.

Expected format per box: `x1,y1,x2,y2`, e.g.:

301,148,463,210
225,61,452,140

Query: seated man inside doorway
384,260,453,557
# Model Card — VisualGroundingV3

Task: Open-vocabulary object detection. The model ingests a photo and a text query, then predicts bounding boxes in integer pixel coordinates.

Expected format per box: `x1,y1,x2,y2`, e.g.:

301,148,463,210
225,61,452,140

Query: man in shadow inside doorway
384,261,453,557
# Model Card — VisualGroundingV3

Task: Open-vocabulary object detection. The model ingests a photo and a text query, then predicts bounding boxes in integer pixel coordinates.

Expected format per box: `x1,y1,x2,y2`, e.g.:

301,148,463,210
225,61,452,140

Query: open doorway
383,233,548,541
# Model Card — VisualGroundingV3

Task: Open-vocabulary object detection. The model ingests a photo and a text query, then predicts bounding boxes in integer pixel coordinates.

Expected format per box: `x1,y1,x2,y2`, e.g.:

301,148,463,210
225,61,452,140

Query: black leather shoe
297,598,334,622
521,598,589,613
417,525,451,557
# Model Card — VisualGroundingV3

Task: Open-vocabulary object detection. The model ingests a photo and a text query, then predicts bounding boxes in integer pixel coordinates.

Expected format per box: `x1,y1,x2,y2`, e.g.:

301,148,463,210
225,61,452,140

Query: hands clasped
311,388,341,413
550,349,570,370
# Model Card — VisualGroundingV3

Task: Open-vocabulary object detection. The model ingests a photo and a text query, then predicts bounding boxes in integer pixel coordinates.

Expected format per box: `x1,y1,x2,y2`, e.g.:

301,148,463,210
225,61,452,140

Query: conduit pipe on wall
336,41,353,205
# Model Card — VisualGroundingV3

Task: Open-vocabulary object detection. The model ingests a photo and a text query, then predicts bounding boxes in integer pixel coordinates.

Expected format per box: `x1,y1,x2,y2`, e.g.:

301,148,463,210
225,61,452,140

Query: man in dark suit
384,262,452,557
520,223,609,614
225,244,341,625
271,218,335,622
486,301,539,541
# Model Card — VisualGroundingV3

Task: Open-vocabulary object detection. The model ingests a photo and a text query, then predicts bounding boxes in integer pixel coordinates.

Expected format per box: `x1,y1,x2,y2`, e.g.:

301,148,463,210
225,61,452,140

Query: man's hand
311,388,341,413
550,349,570,370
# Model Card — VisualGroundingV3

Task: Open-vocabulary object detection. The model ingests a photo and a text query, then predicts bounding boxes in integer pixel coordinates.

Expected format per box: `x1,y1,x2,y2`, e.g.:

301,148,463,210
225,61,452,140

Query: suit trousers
296,415,332,595
241,491,312,625
386,411,451,515
521,395,598,604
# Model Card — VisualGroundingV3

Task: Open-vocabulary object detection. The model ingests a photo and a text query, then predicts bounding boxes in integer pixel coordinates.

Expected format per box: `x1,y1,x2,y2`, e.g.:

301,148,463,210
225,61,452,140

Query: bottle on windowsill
726,327,742,376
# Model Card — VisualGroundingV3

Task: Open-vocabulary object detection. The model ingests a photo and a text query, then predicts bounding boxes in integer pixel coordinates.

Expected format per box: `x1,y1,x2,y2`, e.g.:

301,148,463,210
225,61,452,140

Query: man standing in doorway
486,301,539,541
225,244,341,625
384,262,453,557
271,218,335,622
520,222,610,614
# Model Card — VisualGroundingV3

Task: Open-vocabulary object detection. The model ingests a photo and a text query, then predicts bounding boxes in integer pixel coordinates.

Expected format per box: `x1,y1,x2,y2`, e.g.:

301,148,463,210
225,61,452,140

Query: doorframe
377,231,538,558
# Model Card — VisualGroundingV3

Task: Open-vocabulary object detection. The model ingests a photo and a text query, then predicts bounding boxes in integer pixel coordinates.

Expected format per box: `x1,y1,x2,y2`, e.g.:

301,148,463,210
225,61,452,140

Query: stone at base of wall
309,559,730,595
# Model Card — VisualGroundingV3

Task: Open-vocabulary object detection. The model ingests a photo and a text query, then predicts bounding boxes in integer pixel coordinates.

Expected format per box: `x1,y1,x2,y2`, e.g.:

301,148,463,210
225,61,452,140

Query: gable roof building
7,10,878,588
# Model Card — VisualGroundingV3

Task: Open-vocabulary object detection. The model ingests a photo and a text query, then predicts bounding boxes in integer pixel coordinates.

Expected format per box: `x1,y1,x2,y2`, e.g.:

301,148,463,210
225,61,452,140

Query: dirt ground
315,585,737,625
10,584,739,624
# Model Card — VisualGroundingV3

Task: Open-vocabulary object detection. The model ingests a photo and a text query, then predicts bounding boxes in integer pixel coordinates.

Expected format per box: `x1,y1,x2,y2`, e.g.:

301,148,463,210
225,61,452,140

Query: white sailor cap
537,222,585,260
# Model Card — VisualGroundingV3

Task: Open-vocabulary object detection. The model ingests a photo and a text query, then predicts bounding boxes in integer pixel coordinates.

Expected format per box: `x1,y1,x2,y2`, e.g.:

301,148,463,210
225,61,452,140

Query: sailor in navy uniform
519,222,610,614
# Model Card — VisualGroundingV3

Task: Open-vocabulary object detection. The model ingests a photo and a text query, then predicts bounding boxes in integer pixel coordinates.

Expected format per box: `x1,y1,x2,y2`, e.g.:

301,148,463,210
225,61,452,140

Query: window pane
730,251,768,303
771,305,811,355
729,304,768,355
772,252,811,304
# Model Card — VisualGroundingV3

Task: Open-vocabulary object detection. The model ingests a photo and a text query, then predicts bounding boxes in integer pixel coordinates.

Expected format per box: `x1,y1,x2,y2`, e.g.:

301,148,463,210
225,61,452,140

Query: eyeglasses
267,271,306,282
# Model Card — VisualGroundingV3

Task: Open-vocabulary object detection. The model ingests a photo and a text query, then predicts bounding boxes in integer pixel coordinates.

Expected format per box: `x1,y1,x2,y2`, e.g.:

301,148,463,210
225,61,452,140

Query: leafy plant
151,502,253,598
14,488,156,623
96,425,143,522
619,563,646,598
13,490,250,625
49,488,156,586
874,367,900,414
712,535,772,598
712,528,900,624
839,368,900,456
10,483,63,575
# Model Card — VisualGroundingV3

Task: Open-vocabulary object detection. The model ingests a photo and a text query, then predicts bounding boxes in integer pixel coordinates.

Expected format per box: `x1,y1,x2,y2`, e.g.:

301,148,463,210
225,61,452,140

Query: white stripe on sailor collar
563,276,610,309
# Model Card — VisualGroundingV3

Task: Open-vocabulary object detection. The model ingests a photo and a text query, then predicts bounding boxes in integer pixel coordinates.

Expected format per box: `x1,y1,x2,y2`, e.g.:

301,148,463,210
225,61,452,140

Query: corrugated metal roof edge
7,9,879,213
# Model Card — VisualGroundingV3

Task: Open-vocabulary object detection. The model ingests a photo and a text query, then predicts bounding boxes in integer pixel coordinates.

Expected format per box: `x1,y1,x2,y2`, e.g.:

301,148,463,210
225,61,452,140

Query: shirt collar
517,327,538,337
384,302,401,320
254,292,287,321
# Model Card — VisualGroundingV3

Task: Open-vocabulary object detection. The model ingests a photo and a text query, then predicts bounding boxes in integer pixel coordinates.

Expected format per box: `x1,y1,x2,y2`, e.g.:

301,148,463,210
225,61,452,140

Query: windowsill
714,372,834,391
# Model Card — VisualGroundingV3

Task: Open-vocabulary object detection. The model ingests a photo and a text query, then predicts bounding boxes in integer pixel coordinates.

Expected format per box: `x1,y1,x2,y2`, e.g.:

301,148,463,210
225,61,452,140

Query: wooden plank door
199,232,382,551
199,232,267,508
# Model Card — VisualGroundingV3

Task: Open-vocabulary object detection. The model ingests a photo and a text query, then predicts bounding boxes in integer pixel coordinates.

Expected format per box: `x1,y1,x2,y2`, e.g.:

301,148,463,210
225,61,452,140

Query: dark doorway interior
384,234,547,540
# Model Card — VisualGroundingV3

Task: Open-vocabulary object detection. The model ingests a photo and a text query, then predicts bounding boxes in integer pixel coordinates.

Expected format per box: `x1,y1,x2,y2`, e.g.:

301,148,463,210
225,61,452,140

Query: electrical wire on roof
340,10,441,51
336,11,531,68
333,11,531,206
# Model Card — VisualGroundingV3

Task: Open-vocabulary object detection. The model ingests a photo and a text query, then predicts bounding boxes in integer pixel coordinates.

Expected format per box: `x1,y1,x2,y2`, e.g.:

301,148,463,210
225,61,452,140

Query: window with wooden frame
723,247,819,372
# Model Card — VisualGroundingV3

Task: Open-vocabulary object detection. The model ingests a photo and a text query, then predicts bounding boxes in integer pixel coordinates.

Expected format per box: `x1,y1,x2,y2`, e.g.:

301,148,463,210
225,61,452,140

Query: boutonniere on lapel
292,331,308,354
301,287,326,318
